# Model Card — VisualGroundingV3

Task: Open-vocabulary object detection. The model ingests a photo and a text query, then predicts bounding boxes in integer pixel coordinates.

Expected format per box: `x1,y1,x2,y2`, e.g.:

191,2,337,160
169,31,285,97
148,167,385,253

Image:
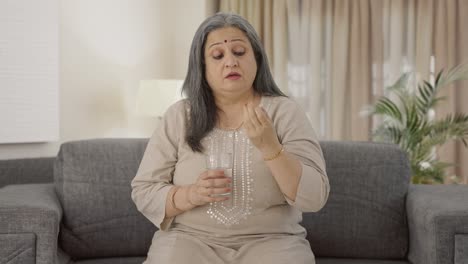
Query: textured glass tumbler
205,152,232,197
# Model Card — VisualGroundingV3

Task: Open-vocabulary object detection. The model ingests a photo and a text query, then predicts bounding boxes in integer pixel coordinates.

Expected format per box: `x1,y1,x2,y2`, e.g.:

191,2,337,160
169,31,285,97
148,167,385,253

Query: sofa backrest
54,138,156,259
304,141,410,259
54,139,410,260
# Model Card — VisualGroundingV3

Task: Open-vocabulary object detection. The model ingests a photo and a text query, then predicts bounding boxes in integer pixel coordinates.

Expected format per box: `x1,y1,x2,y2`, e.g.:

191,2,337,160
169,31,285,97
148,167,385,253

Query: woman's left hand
243,103,282,158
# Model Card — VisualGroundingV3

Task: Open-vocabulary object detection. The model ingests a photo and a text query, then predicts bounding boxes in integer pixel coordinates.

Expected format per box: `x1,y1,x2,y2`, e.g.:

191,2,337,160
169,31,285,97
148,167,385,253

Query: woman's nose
225,53,238,68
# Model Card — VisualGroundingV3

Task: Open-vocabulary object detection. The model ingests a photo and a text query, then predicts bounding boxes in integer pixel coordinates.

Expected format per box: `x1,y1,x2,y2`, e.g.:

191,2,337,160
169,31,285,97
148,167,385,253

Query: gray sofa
1,138,468,264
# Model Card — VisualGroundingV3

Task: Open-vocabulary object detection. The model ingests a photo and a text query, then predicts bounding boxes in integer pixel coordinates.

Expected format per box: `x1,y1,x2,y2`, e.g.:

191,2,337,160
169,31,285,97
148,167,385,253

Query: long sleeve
271,97,330,212
131,101,184,230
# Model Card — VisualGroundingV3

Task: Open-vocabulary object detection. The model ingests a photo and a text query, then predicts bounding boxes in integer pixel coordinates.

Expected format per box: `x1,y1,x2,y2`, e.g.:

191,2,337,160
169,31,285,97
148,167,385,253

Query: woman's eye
233,51,245,56
213,54,223,60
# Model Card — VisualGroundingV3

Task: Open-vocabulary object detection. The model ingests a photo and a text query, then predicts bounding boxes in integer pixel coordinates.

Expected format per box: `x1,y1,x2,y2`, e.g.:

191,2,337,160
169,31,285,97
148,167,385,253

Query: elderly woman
131,12,330,264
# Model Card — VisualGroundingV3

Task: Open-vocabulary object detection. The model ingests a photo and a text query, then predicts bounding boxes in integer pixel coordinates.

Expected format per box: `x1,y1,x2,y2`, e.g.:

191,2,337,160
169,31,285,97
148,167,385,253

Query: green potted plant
364,64,468,184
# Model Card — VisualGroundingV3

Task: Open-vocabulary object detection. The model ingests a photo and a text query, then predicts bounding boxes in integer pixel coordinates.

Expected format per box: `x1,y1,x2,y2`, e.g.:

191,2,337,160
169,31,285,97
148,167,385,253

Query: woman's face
204,27,257,98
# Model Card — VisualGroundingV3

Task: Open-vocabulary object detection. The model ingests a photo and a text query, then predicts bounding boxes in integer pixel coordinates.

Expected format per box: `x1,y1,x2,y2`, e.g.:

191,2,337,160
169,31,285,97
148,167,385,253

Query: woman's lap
144,231,226,264
144,231,315,264
237,235,315,264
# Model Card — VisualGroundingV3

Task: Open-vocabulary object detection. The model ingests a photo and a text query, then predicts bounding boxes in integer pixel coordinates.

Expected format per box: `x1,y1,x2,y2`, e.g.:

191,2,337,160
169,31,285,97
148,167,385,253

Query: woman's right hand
187,169,231,206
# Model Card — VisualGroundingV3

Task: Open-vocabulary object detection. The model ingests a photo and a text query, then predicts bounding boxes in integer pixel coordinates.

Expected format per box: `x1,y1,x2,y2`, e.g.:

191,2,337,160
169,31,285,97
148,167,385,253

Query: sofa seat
61,257,410,264
317,259,410,264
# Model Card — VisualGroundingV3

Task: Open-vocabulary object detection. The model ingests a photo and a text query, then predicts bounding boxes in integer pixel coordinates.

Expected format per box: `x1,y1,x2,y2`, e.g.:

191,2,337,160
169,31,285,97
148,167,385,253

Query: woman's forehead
205,27,249,49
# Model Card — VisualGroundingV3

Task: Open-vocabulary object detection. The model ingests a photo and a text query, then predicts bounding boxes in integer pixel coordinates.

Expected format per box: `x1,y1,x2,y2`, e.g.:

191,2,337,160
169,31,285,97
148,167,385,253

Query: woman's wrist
174,185,197,211
169,186,182,211
262,144,284,161
184,185,198,207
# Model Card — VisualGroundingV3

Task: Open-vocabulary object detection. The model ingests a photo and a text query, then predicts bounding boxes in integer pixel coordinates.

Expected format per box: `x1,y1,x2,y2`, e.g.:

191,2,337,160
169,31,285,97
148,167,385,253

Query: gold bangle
169,186,182,211
263,146,284,161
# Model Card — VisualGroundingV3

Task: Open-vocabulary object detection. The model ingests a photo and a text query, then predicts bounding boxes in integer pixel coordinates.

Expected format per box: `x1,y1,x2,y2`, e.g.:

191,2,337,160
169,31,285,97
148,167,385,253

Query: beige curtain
286,0,373,140
431,0,468,183
285,0,325,135
286,0,468,183
218,0,289,94
333,0,372,141
216,0,468,183
381,0,468,183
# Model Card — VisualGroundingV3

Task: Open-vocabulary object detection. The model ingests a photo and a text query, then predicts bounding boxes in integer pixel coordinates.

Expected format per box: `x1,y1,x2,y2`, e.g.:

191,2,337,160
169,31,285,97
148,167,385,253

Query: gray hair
182,12,285,152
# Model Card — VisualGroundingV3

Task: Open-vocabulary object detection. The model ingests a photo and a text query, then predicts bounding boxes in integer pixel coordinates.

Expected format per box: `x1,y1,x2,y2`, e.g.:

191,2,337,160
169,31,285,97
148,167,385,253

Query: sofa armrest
407,184,468,264
0,184,62,264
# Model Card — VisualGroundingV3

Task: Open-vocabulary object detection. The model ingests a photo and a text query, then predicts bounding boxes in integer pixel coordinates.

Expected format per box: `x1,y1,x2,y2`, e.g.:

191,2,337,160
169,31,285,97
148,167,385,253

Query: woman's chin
222,87,252,95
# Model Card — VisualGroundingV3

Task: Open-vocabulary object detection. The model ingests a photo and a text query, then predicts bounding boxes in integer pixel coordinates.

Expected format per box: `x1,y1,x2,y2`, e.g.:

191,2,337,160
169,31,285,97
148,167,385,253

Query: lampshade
135,79,184,117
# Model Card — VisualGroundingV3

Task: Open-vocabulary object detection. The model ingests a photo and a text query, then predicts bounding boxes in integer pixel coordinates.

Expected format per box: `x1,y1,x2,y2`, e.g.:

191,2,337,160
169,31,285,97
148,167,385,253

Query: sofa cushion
316,259,410,264
54,138,156,259
455,234,468,263
0,233,35,264
74,257,145,264
304,141,410,259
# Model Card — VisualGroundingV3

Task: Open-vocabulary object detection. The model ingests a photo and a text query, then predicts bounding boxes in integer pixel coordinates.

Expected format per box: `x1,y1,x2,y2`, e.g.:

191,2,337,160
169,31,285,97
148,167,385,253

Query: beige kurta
131,95,330,264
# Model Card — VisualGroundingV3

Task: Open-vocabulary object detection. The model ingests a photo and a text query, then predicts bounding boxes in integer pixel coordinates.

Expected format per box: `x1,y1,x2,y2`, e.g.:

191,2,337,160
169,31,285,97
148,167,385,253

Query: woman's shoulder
262,95,301,113
164,99,189,117
161,99,190,128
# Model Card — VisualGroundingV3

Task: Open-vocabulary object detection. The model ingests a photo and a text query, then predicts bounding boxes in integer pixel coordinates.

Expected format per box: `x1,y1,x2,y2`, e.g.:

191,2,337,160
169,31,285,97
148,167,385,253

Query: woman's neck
214,90,255,110
214,90,261,130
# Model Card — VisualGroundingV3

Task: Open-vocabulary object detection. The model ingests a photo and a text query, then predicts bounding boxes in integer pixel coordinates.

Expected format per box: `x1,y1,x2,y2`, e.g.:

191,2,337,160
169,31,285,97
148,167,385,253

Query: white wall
0,0,59,144
0,0,208,159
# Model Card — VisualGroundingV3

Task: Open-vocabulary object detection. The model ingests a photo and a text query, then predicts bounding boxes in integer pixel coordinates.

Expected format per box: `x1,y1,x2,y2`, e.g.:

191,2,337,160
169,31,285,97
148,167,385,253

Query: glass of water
205,152,232,197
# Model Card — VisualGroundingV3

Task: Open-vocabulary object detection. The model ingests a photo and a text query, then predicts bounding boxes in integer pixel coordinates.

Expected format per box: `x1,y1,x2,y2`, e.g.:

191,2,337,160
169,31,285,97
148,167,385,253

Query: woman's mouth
226,72,241,80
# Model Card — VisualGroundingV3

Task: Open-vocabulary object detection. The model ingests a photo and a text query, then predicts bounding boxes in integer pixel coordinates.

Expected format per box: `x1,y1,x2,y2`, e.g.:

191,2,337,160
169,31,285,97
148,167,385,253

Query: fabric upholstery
0,184,62,264
407,184,468,264
455,234,468,264
4,139,468,263
75,257,145,264
63,257,410,264
54,138,156,259
0,233,35,264
57,248,72,264
64,257,411,264
316,259,410,264
303,141,410,258
0,157,54,188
